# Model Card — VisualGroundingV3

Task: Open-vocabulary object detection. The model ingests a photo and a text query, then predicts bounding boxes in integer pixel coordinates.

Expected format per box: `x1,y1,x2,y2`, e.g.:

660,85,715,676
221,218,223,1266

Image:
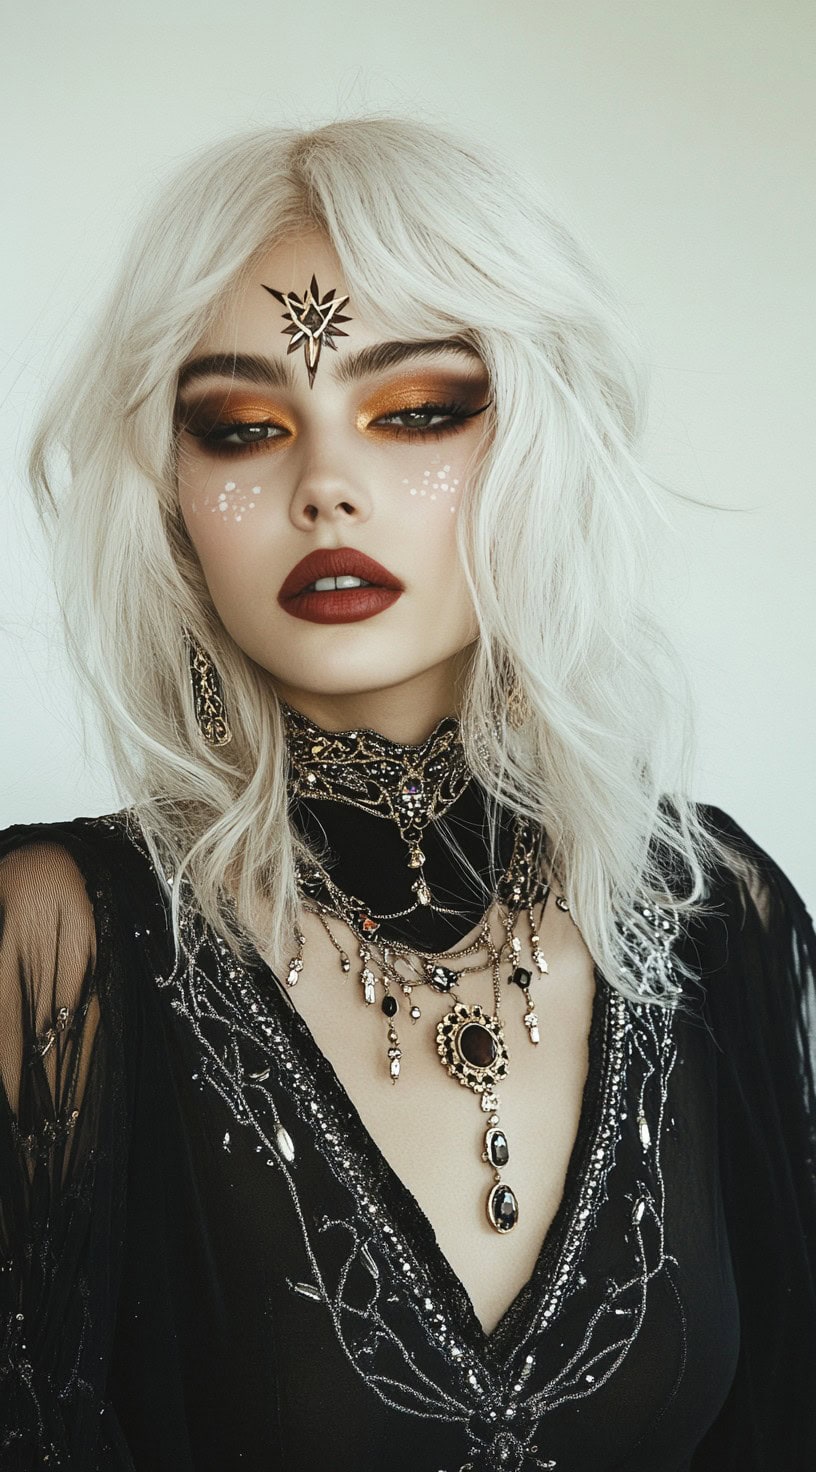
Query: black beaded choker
281,699,473,909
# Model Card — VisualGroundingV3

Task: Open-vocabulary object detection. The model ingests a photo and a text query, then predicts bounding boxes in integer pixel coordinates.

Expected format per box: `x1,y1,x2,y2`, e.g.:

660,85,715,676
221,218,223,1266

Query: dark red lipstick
278,546,404,624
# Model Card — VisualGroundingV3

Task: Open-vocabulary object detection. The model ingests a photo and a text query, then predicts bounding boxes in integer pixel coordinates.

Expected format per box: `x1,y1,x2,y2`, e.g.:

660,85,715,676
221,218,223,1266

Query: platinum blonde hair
29,116,744,1006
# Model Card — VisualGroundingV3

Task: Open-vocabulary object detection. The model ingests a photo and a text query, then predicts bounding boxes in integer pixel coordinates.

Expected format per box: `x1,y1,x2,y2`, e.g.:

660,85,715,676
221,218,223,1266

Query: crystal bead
524,1011,540,1044
410,1005,422,1020
390,1057,401,1080
481,1090,499,1112
408,847,425,868
276,1125,295,1163
414,879,432,905
427,964,458,992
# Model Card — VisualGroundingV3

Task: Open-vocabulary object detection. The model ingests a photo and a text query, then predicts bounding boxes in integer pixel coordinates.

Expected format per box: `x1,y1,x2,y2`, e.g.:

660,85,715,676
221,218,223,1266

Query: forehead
184,229,486,391
211,231,368,353
255,231,341,287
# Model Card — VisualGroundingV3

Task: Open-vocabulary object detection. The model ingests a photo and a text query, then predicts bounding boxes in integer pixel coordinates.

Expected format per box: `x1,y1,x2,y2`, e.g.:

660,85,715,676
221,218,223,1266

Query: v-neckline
251,944,615,1362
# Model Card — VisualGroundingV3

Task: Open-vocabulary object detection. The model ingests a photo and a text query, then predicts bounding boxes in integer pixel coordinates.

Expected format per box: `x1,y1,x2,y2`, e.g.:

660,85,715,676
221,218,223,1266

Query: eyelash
184,400,488,458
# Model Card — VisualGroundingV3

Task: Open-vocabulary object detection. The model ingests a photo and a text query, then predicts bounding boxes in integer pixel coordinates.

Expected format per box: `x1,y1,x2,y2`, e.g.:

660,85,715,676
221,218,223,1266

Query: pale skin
176,232,597,1337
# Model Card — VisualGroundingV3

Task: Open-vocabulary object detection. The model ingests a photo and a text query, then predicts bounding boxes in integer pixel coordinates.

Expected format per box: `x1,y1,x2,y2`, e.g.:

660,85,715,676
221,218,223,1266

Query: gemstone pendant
408,846,426,868
413,877,432,906
436,1003,509,1093
487,1182,519,1233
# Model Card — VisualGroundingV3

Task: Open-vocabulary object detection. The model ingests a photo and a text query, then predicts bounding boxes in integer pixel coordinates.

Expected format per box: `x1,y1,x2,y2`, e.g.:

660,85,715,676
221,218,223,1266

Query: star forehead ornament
261,274,352,388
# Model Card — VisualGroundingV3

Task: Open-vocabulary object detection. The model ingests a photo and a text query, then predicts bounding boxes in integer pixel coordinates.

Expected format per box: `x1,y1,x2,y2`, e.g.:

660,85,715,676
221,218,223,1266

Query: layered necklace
281,700,570,1236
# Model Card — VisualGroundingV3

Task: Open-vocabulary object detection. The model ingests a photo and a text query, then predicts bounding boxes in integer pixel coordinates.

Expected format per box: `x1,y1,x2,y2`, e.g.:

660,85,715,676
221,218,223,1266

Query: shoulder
695,802,811,932
685,803,816,1062
667,802,815,1018
0,810,171,971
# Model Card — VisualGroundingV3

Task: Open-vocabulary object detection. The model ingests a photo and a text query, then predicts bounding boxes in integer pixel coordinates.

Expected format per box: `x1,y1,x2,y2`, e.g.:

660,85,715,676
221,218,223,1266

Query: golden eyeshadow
178,395,295,431
356,374,489,426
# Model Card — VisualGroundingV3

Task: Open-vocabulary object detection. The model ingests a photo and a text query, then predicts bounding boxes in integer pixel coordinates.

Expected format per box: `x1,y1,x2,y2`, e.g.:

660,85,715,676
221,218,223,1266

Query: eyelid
356,376,489,427
175,397,296,429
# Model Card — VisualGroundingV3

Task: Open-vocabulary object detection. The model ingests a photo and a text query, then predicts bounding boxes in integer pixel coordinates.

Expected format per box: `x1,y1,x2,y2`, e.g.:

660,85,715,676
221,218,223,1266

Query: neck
272,649,473,745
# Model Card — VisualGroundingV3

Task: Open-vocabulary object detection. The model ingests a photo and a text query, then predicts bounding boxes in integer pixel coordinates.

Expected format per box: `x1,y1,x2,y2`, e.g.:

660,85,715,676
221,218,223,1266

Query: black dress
0,801,814,1471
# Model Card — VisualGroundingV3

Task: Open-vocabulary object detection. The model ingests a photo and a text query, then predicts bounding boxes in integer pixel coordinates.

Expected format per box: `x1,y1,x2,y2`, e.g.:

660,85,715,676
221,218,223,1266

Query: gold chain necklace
280,702,573,1233
284,816,569,1235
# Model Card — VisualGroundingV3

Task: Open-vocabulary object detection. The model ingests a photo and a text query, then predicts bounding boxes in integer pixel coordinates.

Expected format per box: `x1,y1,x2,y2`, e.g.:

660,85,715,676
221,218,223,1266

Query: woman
0,118,813,1472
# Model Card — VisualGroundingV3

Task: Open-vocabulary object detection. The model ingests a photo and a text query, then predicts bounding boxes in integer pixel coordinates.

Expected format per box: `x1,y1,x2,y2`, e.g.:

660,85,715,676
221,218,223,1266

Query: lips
278,546,404,600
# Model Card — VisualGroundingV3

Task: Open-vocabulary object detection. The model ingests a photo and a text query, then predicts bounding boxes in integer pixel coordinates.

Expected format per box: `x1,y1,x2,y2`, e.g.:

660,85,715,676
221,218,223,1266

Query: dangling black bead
509,966,532,990
381,994,398,1017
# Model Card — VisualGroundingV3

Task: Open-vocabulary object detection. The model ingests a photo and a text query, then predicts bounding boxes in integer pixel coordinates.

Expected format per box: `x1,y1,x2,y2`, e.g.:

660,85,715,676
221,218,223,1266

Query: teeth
309,575,373,592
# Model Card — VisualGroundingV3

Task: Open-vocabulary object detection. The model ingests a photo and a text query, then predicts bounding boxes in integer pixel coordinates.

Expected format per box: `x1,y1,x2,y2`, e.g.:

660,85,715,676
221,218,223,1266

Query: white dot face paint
200,481,266,524
400,459,461,510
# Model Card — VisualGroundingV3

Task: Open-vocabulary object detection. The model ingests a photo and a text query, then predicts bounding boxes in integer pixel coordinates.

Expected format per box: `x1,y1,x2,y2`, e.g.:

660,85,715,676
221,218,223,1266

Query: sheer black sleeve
0,821,142,1471
689,806,816,1470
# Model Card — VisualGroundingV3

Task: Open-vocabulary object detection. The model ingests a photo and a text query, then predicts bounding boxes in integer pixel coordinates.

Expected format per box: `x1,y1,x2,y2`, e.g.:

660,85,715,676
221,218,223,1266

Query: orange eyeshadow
356,374,489,425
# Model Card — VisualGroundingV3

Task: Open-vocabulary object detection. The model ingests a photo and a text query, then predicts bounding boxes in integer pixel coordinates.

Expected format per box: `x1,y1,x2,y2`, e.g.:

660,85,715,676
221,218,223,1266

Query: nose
288,445,372,529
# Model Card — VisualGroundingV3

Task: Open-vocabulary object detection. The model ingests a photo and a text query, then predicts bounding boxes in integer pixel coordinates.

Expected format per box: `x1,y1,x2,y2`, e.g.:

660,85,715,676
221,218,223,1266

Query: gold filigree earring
496,655,531,732
506,672,531,731
184,630,233,747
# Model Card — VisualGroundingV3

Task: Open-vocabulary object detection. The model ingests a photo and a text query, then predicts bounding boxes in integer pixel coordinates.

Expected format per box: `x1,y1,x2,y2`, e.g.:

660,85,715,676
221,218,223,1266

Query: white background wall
2,0,814,905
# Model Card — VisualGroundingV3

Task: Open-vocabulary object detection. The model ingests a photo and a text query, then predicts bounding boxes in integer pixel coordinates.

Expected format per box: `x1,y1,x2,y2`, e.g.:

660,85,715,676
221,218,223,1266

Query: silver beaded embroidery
132,821,683,1472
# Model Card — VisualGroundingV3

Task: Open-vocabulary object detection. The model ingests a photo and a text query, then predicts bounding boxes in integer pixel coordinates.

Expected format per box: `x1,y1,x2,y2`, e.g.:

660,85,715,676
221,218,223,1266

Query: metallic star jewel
261,273,352,388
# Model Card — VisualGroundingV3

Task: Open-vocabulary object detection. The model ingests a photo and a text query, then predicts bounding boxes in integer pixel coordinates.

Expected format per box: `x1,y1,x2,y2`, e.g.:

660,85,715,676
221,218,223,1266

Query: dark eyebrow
332,337,484,384
176,338,483,395
176,352,294,394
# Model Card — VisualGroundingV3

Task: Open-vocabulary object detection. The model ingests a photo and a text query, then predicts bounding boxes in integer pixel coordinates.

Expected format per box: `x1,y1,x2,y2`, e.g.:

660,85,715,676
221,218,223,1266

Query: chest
267,900,598,1336
118,903,741,1472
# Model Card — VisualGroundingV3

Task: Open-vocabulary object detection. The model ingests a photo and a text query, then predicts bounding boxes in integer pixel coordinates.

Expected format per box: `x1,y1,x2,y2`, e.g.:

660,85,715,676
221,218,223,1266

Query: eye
218,423,285,445
375,405,457,430
182,419,289,456
370,400,490,438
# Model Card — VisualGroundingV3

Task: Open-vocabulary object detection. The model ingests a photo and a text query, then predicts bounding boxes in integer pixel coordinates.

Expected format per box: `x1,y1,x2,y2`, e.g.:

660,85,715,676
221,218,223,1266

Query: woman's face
175,233,491,736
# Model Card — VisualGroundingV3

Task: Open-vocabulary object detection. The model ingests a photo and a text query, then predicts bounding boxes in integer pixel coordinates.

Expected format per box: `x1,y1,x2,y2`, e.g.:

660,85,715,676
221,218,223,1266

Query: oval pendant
487,1182,519,1233
436,1003,509,1094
